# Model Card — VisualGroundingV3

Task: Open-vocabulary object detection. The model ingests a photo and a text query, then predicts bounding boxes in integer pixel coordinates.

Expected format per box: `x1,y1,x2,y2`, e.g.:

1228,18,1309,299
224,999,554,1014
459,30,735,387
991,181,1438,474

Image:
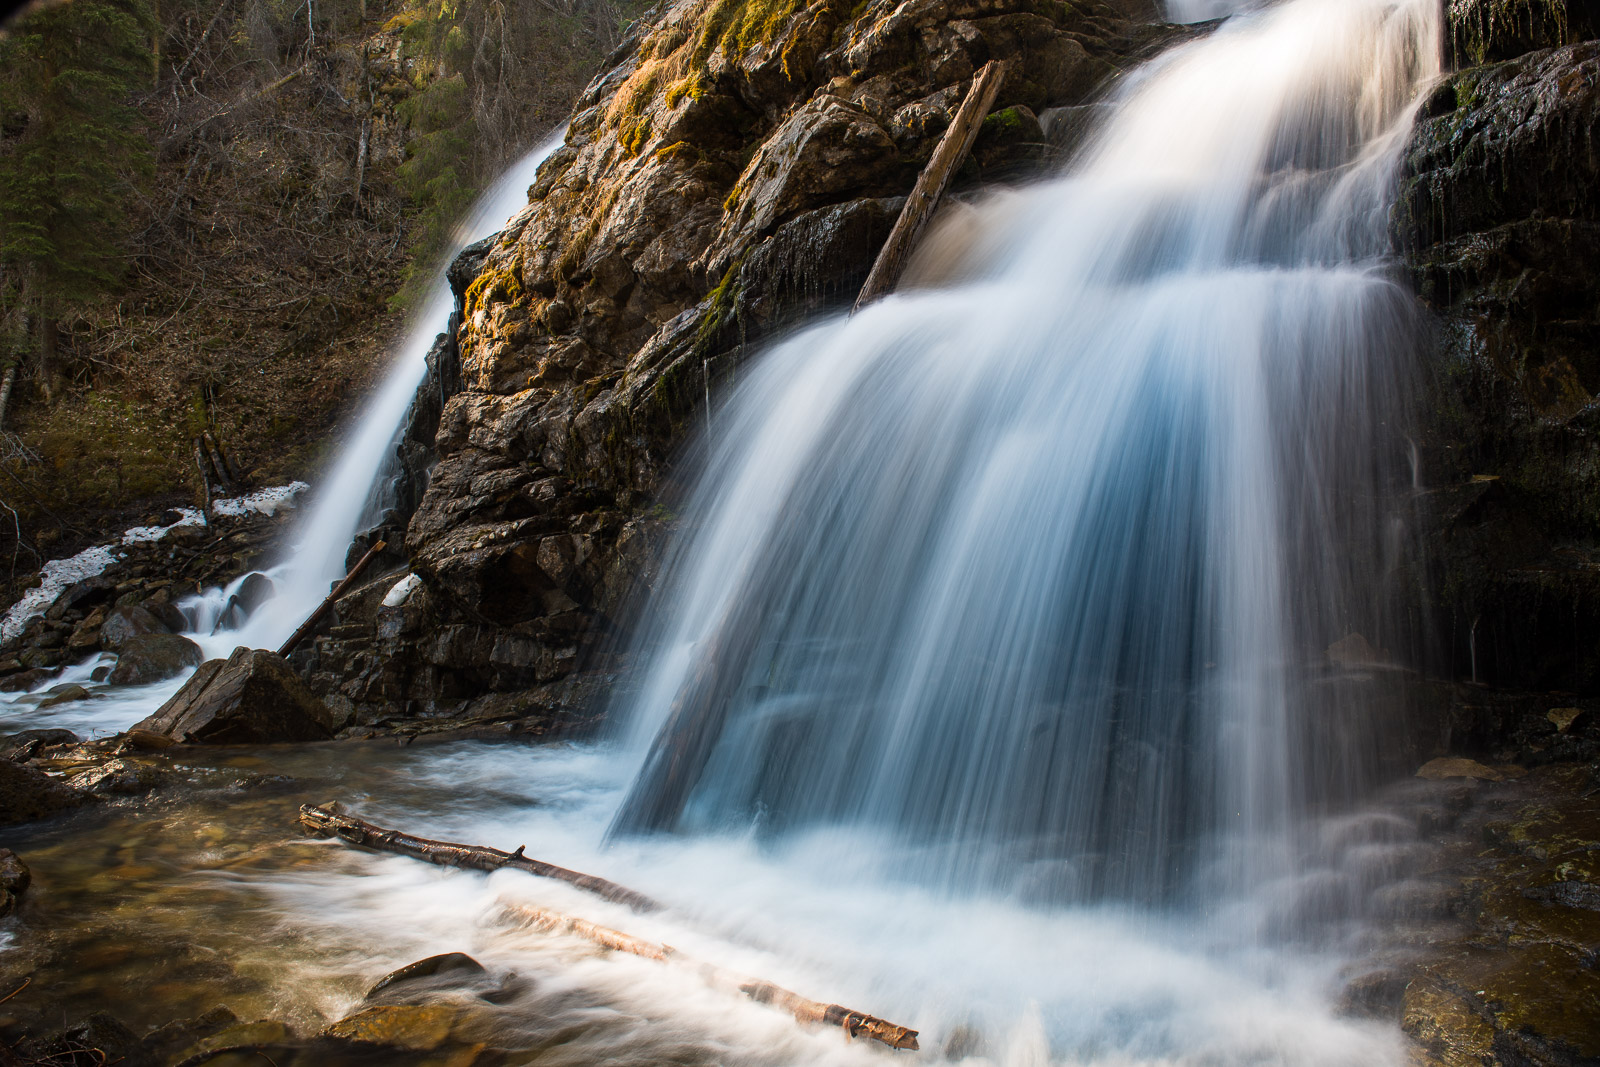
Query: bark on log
298,804,662,912
499,900,921,1051
276,539,386,657
0,364,17,432
853,60,1008,312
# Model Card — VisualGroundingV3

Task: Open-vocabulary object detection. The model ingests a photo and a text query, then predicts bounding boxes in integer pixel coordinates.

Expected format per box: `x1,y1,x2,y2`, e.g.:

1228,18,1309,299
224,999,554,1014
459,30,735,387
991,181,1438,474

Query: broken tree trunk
499,900,921,1051
853,59,1008,313
298,804,662,912
276,539,386,657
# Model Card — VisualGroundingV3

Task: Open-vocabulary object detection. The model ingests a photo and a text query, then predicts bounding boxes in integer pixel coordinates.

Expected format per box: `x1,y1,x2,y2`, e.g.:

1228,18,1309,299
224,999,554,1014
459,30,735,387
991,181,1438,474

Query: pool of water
0,736,1414,1066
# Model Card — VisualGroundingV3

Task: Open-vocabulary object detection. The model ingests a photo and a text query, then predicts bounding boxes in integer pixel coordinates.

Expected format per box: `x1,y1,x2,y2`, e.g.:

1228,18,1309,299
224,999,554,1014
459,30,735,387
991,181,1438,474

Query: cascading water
0,129,566,736
183,126,569,655
1,4,1452,1062
610,0,1439,914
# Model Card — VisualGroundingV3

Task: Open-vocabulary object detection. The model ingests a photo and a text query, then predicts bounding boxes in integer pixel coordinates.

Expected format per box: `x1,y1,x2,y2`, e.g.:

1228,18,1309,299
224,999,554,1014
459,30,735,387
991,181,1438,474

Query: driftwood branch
499,900,921,1051
299,806,921,1050
276,539,386,657
298,804,661,912
854,59,1007,312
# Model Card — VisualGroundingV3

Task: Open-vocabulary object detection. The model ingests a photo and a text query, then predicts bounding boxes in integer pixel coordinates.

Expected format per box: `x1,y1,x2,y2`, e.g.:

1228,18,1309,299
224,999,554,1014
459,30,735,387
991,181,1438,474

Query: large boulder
98,604,170,651
107,633,204,686
133,646,335,744
0,759,91,827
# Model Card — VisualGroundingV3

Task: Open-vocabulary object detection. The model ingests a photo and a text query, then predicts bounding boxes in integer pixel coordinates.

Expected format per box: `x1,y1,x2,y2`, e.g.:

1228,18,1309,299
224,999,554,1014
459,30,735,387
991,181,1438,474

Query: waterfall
609,0,1440,911
178,128,568,655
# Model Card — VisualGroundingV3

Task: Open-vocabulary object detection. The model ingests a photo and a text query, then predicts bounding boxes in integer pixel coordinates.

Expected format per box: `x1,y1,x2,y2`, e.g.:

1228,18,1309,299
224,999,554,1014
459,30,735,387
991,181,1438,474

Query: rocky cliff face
1399,1,1600,692
299,0,1184,727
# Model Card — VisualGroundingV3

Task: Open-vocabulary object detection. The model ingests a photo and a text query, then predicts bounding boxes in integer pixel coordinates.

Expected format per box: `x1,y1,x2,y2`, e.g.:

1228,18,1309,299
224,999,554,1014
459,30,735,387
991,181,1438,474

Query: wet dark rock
70,757,163,797
18,1012,148,1067
1394,763,1600,1067
107,632,204,686
1338,969,1410,1021
0,758,92,827
1,728,79,762
1448,0,1600,65
1399,42,1600,692
972,103,1047,176
170,1019,291,1066
38,683,91,709
0,847,28,917
138,1006,240,1064
0,667,57,693
366,952,487,999
98,604,171,651
322,1004,456,1051
232,572,275,614
133,646,334,744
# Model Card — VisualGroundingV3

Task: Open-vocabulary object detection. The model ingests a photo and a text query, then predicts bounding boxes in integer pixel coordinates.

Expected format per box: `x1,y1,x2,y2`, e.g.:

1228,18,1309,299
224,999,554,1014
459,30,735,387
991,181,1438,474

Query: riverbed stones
0,758,91,826
322,1004,456,1051
0,848,28,917
107,632,203,686
133,647,334,744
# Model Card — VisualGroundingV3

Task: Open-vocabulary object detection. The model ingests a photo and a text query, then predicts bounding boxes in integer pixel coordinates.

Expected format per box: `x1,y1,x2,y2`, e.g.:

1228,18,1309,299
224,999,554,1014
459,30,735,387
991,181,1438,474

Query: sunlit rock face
1398,31,1600,691
301,0,1185,721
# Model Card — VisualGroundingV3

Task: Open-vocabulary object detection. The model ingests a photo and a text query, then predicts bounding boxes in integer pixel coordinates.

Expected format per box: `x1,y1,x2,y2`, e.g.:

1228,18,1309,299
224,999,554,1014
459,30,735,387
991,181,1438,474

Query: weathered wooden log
853,59,1008,312
298,804,662,912
499,900,921,1051
276,539,386,657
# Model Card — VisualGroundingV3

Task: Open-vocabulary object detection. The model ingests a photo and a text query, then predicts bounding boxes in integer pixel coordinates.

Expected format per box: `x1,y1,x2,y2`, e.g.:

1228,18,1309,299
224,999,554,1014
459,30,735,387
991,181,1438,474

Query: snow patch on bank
1,482,308,641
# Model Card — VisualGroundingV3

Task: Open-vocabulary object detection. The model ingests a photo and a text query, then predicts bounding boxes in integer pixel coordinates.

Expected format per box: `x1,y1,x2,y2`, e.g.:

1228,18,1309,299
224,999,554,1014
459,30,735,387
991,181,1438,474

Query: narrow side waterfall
180,128,567,654
610,0,1440,911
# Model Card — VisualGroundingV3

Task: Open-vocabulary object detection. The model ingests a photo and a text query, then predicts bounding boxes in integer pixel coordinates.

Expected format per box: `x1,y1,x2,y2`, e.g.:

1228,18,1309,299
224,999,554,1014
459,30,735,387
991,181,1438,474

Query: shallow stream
1,736,1419,1065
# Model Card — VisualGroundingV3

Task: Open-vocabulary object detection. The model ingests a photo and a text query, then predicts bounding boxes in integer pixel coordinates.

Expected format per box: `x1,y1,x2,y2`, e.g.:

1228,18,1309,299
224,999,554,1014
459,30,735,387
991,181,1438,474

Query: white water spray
610,0,1440,912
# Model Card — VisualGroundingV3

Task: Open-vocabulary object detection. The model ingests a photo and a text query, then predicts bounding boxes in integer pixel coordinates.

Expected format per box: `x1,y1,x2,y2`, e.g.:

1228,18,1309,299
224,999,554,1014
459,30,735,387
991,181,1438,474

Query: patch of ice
381,572,421,608
0,482,309,643
1,545,120,641
213,482,308,518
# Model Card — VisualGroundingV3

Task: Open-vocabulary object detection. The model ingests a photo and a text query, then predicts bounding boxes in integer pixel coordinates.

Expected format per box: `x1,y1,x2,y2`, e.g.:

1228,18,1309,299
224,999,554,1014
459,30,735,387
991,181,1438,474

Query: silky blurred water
1,1,1445,1062
611,0,1439,910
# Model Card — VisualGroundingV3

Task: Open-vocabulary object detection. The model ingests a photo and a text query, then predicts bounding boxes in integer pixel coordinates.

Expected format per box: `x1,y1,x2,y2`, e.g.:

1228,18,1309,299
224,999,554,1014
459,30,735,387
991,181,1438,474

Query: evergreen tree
0,0,155,406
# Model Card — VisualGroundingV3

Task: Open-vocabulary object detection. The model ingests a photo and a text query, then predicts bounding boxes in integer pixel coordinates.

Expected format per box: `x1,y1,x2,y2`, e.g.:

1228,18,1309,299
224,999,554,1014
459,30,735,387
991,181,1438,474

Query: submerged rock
0,727,79,761
366,952,487,998
38,682,91,708
322,1004,456,1051
0,758,92,827
0,667,58,693
0,847,29,917
133,646,334,744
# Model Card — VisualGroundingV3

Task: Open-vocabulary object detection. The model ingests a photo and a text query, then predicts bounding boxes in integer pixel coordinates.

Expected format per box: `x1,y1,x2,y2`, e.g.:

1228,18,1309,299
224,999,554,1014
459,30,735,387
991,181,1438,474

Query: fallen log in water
499,900,921,1051
853,59,1009,312
297,804,662,912
277,539,387,657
